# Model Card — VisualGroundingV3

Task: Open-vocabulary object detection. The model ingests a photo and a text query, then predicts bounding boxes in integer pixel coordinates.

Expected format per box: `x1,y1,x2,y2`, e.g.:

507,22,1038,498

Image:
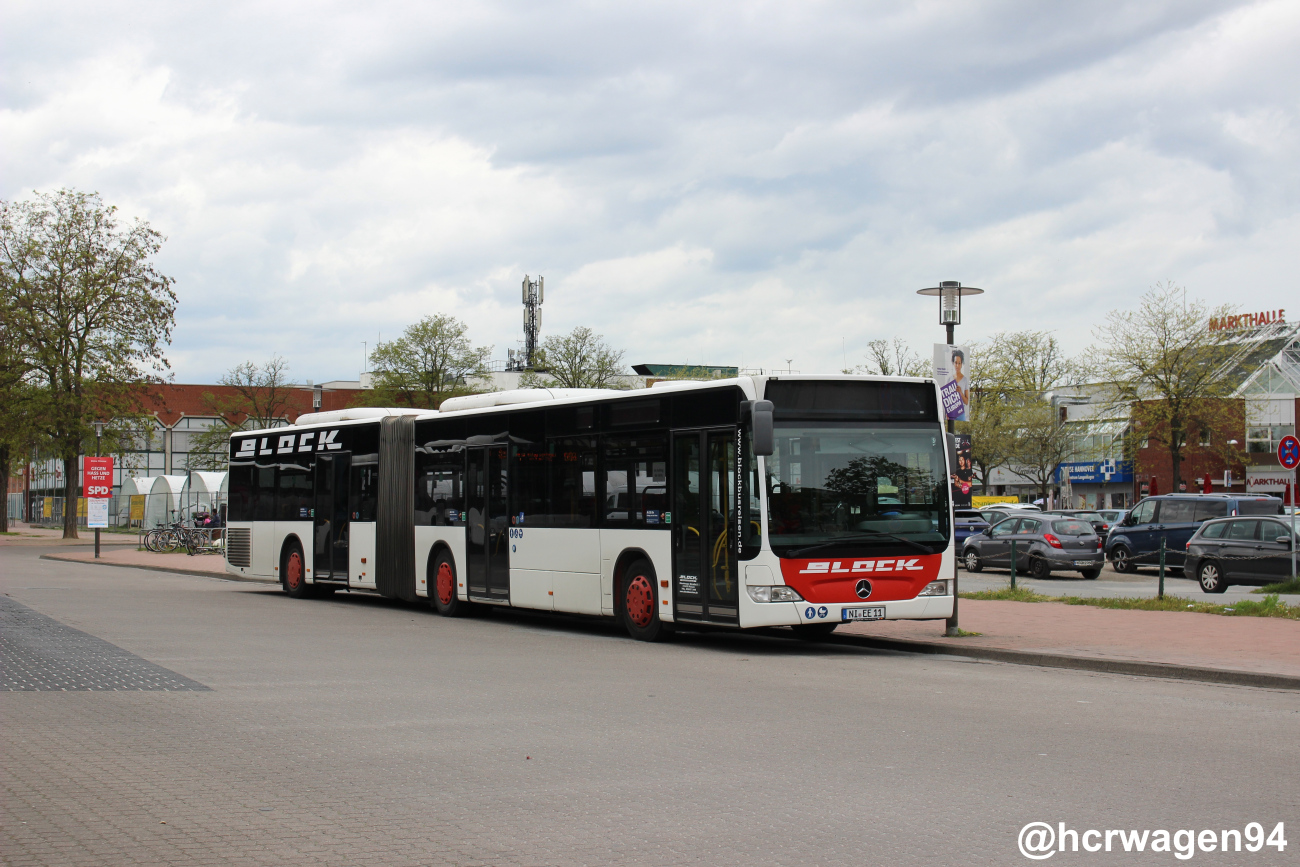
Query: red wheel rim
625,574,655,629
437,561,455,606
286,551,303,591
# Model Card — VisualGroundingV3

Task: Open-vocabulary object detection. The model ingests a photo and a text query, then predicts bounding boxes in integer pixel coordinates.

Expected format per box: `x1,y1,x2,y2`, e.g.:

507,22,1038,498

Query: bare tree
1,190,176,538
188,357,304,470
1090,283,1240,492
357,314,492,408
523,326,629,389
1004,402,1076,502
845,337,931,377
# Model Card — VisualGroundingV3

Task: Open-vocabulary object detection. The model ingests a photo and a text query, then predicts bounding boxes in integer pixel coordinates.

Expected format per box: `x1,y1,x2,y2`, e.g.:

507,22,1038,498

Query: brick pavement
3,548,1299,866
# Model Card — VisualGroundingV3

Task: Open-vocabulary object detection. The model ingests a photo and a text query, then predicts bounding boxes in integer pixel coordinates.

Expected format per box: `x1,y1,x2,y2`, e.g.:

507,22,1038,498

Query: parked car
978,503,1041,526
1184,516,1299,593
962,514,1105,579
1097,508,1128,527
953,509,991,546
1105,494,1285,573
1042,509,1112,537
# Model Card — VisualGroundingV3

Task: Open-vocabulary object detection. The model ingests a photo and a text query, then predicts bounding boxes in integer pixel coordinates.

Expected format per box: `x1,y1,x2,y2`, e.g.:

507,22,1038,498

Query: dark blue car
954,509,990,547
1105,493,1284,573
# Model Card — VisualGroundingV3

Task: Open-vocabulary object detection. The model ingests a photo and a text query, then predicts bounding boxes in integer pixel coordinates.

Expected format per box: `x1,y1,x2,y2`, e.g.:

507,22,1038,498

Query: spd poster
933,343,970,421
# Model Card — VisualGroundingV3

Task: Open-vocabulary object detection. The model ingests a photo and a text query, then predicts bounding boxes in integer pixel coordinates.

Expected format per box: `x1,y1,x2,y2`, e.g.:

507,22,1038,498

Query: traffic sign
1280,435,1300,470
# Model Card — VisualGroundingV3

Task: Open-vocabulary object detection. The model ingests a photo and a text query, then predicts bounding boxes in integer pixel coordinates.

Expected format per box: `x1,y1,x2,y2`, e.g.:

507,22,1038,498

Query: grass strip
1254,578,1300,595
961,589,1300,620
959,587,1053,603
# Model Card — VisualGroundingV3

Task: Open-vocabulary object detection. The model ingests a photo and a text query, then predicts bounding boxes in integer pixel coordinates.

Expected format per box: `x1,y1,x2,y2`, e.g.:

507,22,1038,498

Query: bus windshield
764,422,950,556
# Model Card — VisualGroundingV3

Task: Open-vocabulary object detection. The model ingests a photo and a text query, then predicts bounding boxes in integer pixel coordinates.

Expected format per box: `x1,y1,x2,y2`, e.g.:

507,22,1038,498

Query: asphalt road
3,546,1297,866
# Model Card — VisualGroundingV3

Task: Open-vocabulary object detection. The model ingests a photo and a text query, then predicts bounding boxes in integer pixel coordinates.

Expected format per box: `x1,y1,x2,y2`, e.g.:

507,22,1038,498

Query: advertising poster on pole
933,343,970,421
950,433,973,507
83,456,113,529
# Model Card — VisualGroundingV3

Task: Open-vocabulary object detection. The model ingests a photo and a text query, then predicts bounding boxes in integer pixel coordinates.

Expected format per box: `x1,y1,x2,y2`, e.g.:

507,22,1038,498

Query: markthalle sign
1208,309,1285,332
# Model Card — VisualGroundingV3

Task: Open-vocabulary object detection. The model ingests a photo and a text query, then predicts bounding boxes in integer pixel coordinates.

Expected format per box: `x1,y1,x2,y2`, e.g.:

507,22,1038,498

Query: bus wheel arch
280,536,309,599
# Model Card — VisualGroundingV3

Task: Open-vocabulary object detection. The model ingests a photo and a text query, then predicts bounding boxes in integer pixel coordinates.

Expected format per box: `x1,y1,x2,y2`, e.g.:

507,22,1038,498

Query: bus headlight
918,580,951,597
746,585,803,603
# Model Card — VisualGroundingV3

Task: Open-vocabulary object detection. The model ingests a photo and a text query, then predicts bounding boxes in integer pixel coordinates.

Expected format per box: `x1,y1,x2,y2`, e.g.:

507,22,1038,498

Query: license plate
842,607,886,622
1073,560,1101,566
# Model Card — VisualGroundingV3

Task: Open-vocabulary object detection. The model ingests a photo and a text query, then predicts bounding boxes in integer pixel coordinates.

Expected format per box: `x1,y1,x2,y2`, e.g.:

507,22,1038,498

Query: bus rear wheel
621,559,671,642
431,551,470,616
282,542,309,599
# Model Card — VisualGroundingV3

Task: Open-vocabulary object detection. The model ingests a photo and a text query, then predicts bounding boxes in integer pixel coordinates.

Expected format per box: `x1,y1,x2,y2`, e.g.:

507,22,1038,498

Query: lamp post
917,281,984,358
917,281,983,637
93,421,104,559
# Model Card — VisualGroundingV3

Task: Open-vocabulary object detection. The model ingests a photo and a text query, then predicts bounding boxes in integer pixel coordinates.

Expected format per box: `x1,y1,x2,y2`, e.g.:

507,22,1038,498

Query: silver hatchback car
962,515,1105,579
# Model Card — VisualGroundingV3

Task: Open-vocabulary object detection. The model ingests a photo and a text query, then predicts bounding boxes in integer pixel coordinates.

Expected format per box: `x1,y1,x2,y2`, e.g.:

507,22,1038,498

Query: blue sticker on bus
805,607,816,619
646,510,660,524
818,606,828,619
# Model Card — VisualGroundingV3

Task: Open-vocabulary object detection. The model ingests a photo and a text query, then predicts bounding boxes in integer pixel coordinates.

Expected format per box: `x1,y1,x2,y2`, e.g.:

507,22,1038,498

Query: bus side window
350,459,378,522
512,441,551,526
551,437,596,528
253,465,277,522
277,463,312,520
228,464,254,521
415,448,464,526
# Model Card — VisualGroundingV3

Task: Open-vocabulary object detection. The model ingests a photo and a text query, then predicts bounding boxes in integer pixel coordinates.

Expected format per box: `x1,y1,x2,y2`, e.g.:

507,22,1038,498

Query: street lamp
917,280,983,638
917,281,984,347
93,421,104,559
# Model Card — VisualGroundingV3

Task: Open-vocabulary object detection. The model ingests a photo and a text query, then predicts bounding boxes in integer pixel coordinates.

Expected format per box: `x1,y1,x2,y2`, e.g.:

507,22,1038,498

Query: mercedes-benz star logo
855,579,872,599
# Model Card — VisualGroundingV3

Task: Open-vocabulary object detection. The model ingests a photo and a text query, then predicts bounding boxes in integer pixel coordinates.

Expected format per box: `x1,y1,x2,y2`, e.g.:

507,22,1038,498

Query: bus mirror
947,433,958,475
744,400,775,456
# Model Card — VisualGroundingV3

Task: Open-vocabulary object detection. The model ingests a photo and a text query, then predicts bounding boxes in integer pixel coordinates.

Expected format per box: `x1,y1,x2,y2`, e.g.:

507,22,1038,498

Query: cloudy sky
4,0,1297,383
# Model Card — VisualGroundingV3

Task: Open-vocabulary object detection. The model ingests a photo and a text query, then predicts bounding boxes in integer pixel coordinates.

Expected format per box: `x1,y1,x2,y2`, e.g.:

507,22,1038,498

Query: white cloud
2,0,1297,381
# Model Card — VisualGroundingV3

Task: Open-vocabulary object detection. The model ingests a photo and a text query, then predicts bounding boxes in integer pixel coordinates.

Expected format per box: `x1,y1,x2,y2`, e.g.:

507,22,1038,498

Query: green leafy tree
973,331,1081,500
1,190,176,538
187,357,303,471
357,314,492,408
521,326,629,389
0,285,37,531
1090,283,1240,492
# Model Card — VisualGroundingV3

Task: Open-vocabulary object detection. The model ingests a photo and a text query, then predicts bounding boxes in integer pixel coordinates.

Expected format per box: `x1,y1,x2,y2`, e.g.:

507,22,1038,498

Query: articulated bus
224,375,956,641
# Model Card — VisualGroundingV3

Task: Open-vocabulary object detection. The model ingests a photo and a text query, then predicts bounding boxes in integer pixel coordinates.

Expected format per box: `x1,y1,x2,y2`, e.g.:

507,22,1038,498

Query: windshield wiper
786,531,935,558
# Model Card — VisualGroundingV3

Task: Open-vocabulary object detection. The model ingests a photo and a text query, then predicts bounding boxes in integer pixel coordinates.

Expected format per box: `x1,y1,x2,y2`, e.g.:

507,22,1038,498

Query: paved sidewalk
840,598,1300,680
1,523,140,547
41,547,264,580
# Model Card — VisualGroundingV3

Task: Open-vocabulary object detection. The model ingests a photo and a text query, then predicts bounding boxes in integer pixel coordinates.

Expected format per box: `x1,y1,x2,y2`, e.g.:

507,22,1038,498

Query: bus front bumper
794,594,955,625
738,593,954,628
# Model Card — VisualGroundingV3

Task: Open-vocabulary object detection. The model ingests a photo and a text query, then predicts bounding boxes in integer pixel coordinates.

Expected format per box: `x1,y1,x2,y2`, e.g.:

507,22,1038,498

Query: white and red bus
224,375,956,640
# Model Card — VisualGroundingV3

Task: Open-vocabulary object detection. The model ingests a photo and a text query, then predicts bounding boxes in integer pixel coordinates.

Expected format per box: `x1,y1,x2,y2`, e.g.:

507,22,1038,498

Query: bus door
671,429,739,622
466,445,510,601
313,452,351,580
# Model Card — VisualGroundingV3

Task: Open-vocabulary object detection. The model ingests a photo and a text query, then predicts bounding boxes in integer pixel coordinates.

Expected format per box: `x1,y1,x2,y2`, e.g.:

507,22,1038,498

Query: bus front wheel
621,559,671,642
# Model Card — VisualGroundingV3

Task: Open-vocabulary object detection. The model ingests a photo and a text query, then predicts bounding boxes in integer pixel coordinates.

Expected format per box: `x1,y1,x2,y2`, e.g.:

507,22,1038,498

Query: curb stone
39,553,278,584
831,632,1300,691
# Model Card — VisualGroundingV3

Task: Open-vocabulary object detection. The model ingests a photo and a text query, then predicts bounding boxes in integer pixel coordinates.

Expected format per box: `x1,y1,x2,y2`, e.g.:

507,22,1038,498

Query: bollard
1010,540,1018,590
1158,537,1166,601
